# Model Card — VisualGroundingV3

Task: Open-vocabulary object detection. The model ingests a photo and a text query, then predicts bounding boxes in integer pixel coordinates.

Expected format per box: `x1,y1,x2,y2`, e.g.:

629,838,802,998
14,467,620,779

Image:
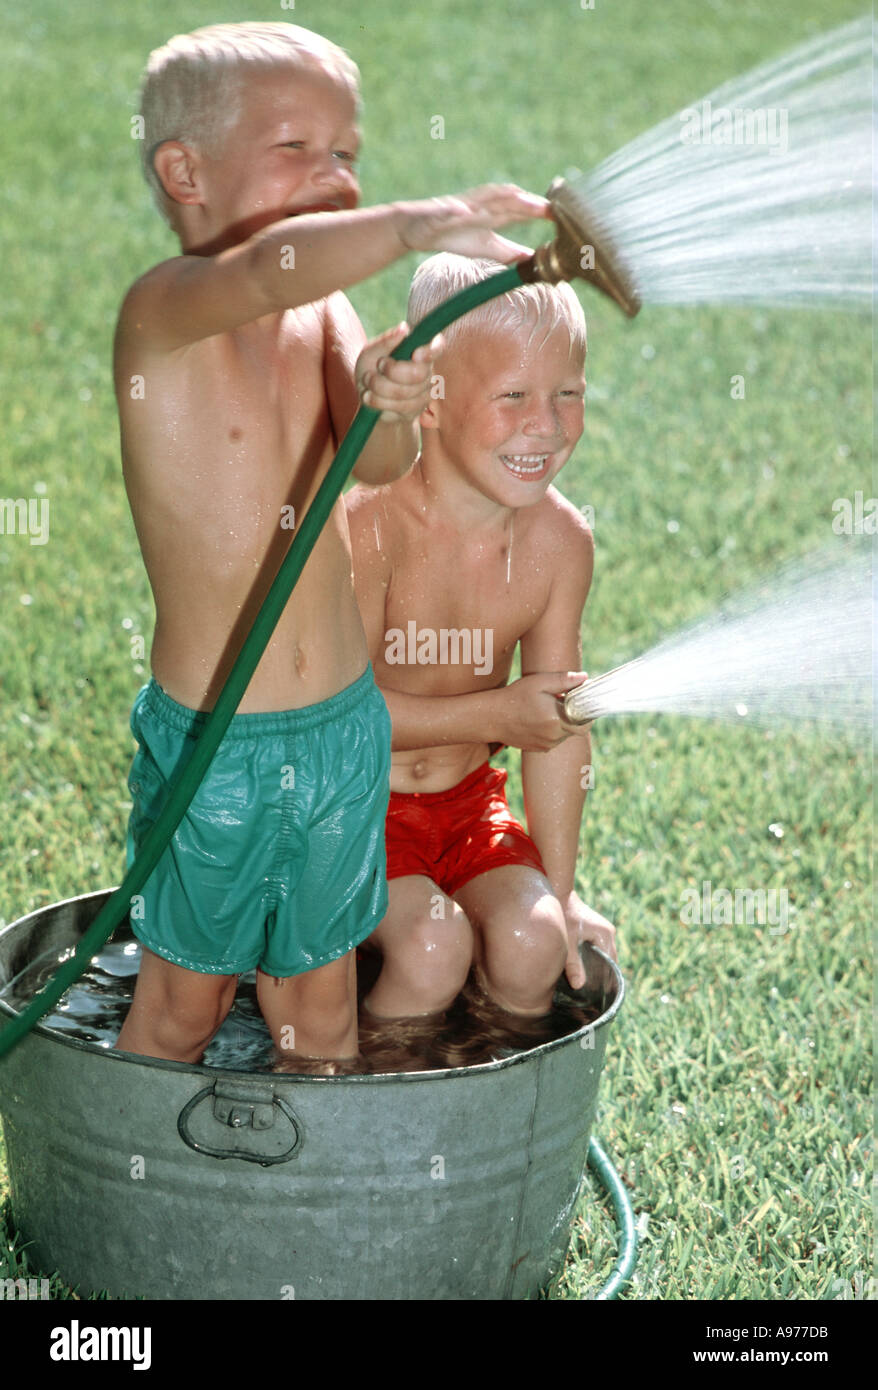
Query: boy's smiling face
422,319,586,510
172,62,361,248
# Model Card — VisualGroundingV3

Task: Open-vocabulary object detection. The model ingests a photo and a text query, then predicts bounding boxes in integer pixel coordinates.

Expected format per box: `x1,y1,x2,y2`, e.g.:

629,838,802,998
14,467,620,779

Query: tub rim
0,887,624,1085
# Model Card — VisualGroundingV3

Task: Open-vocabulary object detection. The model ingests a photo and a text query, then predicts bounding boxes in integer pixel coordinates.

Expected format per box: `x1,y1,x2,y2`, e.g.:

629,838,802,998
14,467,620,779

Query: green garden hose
588,1137,638,1299
0,265,524,1058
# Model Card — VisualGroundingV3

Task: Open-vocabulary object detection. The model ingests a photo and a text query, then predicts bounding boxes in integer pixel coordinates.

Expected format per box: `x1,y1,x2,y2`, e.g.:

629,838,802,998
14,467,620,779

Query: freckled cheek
484,412,518,450
448,404,504,447
235,174,284,211
562,402,585,436
272,169,304,199
482,404,521,439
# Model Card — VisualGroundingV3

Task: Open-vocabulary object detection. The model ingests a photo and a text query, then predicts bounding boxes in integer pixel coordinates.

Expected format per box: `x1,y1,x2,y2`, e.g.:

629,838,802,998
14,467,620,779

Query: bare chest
122,305,327,471
382,525,550,687
192,306,327,444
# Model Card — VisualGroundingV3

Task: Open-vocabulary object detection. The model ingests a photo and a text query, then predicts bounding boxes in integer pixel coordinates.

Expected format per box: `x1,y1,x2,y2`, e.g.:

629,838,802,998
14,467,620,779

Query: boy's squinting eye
279,142,357,165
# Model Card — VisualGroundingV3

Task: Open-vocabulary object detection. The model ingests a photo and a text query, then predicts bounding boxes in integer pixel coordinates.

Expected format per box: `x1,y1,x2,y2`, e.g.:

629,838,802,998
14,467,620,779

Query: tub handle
177,1079,303,1166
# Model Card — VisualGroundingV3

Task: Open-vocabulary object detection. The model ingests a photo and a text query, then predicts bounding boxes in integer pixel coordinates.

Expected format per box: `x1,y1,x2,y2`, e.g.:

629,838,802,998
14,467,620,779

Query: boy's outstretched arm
118,186,548,354
519,509,617,981
377,673,588,750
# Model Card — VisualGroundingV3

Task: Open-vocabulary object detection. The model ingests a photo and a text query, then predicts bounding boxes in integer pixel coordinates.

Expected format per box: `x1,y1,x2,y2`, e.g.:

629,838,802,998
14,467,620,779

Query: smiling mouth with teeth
500,453,552,478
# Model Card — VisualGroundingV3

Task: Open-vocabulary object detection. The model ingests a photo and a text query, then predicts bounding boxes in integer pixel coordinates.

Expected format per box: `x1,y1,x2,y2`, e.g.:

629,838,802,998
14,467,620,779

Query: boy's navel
295,644,307,676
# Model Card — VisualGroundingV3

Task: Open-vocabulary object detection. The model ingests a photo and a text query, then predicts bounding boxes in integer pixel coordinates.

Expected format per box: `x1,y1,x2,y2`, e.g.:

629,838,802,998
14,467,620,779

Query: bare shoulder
345,480,399,562
518,487,595,662
114,257,192,351
345,482,401,640
345,478,382,525
530,485,595,566
323,288,364,341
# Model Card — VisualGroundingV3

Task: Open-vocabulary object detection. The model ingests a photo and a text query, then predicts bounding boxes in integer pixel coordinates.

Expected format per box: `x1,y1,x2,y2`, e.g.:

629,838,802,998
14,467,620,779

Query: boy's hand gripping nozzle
562,662,641,725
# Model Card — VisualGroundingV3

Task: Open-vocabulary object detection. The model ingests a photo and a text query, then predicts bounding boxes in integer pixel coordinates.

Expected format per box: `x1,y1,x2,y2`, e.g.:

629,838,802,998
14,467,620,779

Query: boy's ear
151,141,205,206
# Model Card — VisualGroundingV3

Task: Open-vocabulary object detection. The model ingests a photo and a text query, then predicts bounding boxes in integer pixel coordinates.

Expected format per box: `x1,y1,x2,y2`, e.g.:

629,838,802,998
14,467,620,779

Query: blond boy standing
113,23,547,1068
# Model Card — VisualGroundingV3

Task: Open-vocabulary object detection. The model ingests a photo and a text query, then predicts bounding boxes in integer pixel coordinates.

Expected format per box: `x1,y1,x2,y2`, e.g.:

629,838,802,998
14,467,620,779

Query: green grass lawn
0,0,871,1301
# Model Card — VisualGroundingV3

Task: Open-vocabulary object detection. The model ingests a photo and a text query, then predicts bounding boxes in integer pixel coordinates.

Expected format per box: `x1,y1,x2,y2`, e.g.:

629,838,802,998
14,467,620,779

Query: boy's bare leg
256,949,360,1062
115,946,238,1062
454,866,568,1016
363,875,473,1019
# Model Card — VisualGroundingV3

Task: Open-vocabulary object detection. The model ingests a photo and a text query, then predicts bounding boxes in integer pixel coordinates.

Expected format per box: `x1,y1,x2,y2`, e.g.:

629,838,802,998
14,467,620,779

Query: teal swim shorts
126,666,392,977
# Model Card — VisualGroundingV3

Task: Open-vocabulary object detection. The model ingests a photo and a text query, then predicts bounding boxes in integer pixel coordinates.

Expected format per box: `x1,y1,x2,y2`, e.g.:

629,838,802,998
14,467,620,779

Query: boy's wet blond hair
407,254,587,358
138,22,360,225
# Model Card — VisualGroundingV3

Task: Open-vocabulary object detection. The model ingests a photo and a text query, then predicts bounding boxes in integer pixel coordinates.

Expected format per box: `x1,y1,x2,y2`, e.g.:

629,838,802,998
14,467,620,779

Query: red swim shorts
384,761,546,897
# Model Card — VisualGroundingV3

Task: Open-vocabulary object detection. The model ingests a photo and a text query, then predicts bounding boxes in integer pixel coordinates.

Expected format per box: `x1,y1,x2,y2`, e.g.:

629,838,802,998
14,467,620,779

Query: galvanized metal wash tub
0,889,623,1300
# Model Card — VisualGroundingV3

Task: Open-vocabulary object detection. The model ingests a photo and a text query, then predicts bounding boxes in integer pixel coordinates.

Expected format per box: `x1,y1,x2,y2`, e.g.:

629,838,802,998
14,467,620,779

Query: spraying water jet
563,545,872,731
562,16,873,310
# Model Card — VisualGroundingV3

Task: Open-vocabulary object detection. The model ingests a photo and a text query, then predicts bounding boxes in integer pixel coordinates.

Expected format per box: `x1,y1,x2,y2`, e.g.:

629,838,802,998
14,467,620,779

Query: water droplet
666,519,680,533
768,822,784,838
641,343,655,360
735,702,748,717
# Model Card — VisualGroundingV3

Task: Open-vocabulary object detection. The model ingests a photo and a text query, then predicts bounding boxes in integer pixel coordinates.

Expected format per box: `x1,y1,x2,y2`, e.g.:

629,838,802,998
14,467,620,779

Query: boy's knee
178,979,237,1044
479,900,567,1004
288,971,356,1031
525,903,568,972
278,988,358,1059
300,1007,358,1056
405,908,473,990
369,902,474,1016
136,987,233,1059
